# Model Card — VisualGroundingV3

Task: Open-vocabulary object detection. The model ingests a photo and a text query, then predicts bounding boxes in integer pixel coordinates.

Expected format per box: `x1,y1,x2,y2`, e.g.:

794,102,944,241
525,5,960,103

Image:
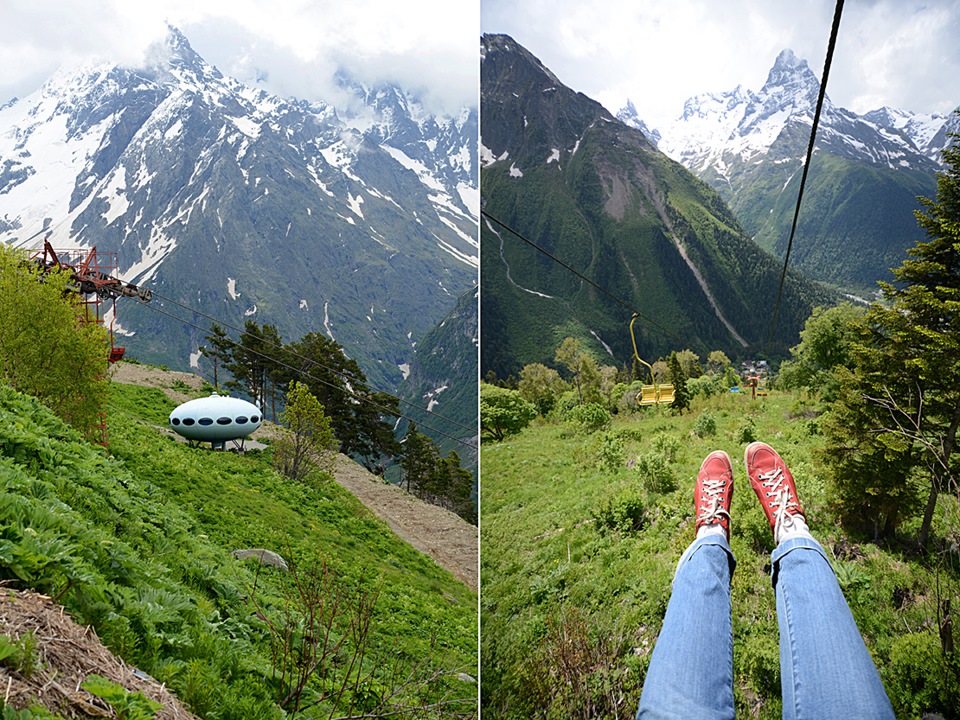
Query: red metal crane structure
31,240,152,445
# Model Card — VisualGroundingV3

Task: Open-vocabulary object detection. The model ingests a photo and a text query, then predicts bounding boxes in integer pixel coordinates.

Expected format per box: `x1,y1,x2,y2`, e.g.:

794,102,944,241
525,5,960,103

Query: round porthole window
199,418,213,426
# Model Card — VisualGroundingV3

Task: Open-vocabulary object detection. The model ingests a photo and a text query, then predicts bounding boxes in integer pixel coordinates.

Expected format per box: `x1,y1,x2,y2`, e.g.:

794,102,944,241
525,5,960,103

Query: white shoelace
697,478,731,527
757,467,799,542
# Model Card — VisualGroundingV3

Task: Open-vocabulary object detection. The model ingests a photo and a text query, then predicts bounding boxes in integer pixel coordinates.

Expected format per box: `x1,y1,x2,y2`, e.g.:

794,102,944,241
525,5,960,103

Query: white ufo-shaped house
169,392,262,448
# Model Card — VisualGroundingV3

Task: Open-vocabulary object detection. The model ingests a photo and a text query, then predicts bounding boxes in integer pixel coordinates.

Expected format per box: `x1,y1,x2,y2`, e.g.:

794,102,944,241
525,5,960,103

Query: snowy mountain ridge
616,48,955,291
0,26,478,392
632,49,953,178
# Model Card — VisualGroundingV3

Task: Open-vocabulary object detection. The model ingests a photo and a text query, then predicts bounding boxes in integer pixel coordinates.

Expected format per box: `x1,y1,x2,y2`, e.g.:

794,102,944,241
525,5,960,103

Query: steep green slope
0,381,477,718
480,392,959,719
756,153,935,291
397,286,479,474
480,35,834,380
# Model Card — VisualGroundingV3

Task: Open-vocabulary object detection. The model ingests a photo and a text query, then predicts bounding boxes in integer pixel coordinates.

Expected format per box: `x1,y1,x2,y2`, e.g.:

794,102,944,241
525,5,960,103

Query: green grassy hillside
0,378,477,718
480,390,959,719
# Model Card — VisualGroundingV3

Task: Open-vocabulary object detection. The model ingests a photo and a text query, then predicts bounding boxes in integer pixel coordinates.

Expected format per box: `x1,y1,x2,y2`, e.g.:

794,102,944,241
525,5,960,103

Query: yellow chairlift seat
630,314,676,407
637,385,659,406
658,384,676,404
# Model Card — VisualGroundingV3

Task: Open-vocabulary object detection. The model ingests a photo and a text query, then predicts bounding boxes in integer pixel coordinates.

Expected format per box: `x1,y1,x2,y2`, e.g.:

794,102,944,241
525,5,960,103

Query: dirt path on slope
109,363,478,591
329,454,477,590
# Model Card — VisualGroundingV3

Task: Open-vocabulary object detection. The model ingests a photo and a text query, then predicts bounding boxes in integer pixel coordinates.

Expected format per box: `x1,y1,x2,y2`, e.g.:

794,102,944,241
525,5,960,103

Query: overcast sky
0,0,478,115
481,0,960,130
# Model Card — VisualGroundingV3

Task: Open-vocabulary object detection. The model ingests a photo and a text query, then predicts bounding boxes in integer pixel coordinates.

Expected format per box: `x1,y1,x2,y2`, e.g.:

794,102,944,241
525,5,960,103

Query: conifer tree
821,123,960,543
867,127,960,545
666,352,690,414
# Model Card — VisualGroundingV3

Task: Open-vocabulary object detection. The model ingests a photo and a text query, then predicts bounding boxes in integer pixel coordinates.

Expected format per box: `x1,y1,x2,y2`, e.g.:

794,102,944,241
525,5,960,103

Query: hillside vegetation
480,389,959,719
0,379,477,718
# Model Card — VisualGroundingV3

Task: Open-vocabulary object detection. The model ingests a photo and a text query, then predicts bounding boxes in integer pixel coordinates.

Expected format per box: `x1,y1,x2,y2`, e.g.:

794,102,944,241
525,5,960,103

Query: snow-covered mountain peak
641,47,956,177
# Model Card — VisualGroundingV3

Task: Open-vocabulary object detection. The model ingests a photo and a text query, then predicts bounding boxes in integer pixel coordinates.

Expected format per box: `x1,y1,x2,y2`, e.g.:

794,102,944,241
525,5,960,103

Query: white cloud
481,0,960,130
0,0,478,114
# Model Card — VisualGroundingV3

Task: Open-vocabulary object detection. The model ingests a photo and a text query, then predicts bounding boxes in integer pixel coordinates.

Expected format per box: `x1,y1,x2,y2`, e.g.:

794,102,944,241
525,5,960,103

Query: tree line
201,320,476,524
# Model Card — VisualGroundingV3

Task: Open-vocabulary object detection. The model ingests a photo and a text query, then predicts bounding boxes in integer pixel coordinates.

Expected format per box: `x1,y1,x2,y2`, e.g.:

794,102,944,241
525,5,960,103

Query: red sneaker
744,442,806,542
694,451,733,536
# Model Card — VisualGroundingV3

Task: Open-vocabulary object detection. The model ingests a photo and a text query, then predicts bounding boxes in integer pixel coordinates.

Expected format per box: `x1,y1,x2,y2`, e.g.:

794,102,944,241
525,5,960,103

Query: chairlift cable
768,0,845,346
481,209,707,355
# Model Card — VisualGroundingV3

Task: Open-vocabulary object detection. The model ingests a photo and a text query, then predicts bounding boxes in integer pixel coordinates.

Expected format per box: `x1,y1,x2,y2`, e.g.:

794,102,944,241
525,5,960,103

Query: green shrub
651,433,680,463
595,432,624,472
693,411,717,438
738,631,781,698
736,417,758,444
595,490,647,533
634,453,677,494
566,403,611,433
887,631,960,717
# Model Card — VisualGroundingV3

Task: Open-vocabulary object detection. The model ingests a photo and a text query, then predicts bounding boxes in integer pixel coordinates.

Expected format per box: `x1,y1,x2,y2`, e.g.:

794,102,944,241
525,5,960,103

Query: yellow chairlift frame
629,314,675,406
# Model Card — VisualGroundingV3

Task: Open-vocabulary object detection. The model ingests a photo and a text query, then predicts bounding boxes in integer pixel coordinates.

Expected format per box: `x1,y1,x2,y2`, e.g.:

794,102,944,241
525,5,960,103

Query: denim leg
772,537,895,720
637,535,736,720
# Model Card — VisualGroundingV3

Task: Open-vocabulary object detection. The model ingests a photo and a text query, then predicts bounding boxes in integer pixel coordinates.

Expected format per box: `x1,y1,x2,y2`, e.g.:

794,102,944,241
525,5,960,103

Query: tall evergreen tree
223,320,285,417
821,123,960,544
287,332,401,470
666,352,690,414
201,322,231,389
868,127,960,545
401,424,437,495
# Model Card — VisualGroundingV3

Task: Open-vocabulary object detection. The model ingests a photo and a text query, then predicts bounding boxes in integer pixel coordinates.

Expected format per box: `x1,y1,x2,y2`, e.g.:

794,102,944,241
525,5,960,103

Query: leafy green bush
693,411,717,438
651,432,680,463
82,675,162,720
738,631,781,698
594,490,647,533
566,403,610,433
886,631,960,717
481,383,538,441
634,453,677,494
595,432,624,472
736,417,758,444
687,374,724,399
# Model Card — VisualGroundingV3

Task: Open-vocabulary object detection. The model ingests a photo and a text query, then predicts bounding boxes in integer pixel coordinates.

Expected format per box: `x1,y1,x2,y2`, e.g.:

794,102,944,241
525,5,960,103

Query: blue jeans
636,535,894,720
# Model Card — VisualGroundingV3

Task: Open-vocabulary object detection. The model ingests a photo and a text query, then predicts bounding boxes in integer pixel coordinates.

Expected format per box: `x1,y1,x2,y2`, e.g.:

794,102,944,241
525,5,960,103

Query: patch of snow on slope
480,142,497,167
0,106,107,244
121,226,177,287
228,115,261,138
457,182,479,219
347,192,364,218
381,145,445,192
434,234,479,268
100,165,129,225
589,329,614,358
324,301,335,341
425,385,448,412
227,277,240,299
